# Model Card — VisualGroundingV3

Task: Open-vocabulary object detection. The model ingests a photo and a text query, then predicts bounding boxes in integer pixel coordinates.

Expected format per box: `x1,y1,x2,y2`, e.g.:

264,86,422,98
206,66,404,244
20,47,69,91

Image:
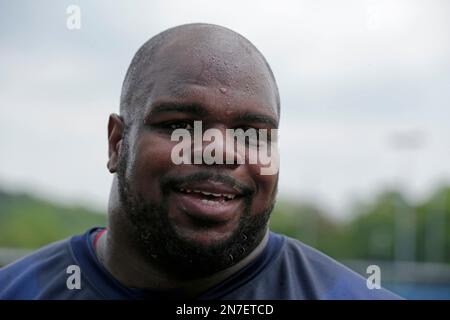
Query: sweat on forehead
120,23,280,124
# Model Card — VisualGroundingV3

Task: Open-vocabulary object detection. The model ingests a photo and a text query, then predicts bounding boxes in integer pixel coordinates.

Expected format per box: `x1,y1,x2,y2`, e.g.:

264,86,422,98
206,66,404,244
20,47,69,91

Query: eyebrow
239,112,278,128
147,101,278,127
147,102,208,117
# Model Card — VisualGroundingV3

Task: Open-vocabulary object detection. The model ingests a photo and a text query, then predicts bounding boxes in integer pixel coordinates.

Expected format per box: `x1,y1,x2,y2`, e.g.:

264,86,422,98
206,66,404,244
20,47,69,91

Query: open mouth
170,180,248,224
176,188,238,204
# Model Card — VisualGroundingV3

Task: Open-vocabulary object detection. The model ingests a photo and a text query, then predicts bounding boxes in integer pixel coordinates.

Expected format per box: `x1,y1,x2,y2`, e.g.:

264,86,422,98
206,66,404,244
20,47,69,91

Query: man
0,23,400,299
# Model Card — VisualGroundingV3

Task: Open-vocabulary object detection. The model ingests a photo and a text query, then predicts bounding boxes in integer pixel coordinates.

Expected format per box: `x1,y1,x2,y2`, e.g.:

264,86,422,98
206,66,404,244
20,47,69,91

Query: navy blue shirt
0,227,401,299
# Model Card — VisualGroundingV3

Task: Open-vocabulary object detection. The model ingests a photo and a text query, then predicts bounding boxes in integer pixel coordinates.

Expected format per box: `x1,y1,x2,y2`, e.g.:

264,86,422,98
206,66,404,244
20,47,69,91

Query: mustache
160,171,254,196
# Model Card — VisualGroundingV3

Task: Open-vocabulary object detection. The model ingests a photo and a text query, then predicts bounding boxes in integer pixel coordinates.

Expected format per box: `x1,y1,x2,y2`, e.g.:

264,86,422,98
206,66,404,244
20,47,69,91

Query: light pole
388,129,426,265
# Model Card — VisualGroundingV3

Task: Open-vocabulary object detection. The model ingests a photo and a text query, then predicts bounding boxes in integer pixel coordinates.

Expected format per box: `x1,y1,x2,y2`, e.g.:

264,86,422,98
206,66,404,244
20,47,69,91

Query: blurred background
1,0,449,299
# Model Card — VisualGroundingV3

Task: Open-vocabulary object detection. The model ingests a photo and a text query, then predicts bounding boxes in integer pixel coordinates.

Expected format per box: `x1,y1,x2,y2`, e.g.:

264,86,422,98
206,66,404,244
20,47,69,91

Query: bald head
120,23,280,125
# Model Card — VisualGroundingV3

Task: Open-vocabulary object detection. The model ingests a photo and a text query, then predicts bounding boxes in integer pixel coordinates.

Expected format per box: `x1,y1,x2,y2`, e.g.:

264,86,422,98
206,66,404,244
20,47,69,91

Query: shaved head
119,23,280,125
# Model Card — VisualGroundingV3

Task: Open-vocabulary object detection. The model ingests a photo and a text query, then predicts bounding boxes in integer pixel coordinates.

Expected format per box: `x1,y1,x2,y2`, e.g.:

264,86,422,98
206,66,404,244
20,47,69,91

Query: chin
172,227,237,249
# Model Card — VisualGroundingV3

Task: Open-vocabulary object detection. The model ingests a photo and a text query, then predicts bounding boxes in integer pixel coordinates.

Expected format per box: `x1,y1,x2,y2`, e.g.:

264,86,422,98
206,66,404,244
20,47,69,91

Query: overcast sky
1,0,449,218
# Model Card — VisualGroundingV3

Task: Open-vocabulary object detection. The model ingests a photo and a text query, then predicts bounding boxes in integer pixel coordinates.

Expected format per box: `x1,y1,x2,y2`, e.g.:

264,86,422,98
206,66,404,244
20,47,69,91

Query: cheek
247,163,278,212
131,134,177,196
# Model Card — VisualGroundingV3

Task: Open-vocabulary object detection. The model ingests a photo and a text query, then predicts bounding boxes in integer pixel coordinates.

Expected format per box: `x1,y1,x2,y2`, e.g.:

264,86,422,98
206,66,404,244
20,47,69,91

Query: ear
107,113,125,173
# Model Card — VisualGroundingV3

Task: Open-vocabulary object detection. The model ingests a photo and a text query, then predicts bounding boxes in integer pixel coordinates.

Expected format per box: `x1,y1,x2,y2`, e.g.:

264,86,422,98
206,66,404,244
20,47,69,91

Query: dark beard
116,141,275,279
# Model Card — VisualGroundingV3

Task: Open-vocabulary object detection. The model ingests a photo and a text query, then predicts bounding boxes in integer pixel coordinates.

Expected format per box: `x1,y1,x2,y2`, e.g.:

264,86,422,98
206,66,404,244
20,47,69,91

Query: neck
96,226,268,297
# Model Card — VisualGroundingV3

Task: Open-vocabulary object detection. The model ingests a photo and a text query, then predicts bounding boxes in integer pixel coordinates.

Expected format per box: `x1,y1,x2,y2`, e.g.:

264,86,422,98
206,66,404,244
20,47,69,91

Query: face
109,32,279,277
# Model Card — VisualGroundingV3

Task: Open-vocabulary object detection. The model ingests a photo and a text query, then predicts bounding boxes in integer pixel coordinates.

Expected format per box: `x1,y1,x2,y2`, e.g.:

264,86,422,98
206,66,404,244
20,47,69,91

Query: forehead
141,34,278,120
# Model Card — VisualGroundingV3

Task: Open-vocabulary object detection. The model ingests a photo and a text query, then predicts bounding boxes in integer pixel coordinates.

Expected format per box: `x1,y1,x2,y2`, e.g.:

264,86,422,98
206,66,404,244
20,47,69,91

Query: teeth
179,188,236,199
201,199,216,205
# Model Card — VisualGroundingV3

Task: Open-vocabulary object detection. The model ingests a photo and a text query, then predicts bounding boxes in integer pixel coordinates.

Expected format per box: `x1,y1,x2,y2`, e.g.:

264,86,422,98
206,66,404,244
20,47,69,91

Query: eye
233,127,267,148
165,121,194,130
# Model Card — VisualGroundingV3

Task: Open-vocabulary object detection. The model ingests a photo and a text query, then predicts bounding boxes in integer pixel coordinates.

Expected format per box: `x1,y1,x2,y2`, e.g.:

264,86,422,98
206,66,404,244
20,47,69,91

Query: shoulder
0,228,101,300
0,237,76,299
278,235,402,299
